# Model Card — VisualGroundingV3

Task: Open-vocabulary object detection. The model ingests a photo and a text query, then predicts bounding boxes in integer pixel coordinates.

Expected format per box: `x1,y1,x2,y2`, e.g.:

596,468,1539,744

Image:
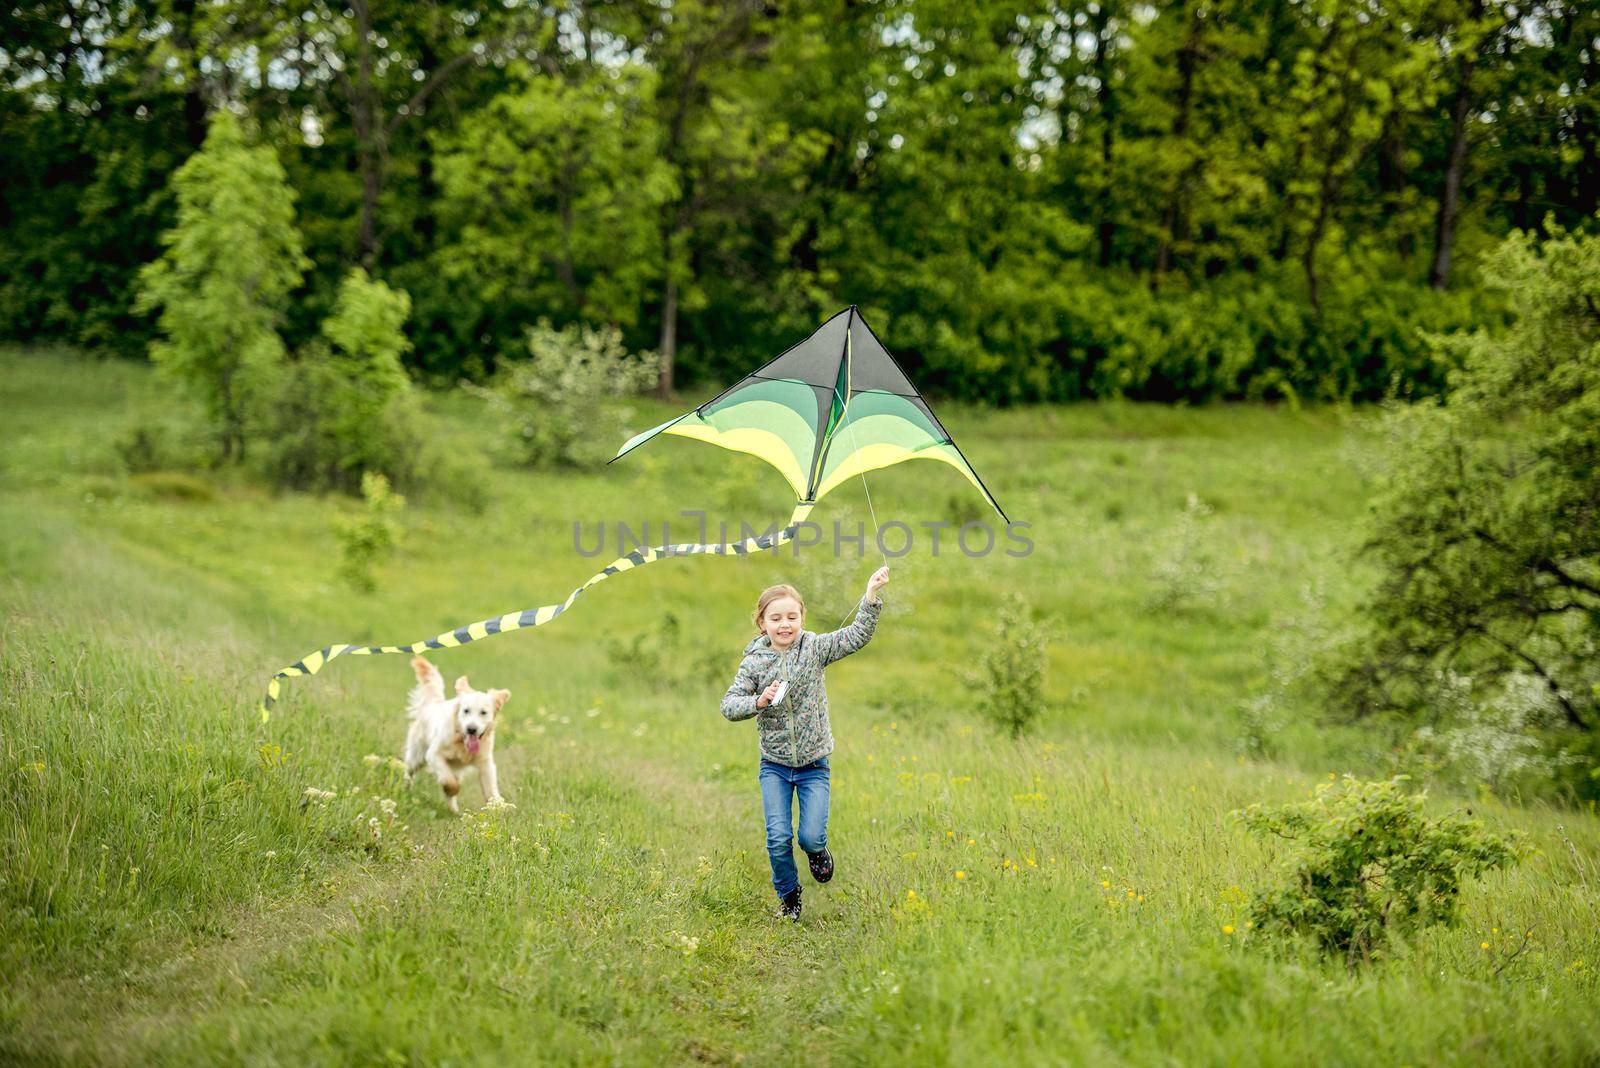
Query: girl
720,565,891,920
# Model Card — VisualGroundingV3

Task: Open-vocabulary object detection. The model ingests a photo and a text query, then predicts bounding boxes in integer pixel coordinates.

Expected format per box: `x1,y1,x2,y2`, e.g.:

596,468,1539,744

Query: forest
6,0,1598,401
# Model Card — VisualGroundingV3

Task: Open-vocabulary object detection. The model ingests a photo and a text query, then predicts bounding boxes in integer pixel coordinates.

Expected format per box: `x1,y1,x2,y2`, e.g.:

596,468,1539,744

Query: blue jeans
759,756,830,897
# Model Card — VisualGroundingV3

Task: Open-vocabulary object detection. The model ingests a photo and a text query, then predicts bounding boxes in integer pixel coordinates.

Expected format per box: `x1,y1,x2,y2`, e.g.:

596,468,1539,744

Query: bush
336,472,405,593
114,416,212,475
467,321,659,469
260,269,420,495
128,472,215,502
963,593,1053,737
1236,776,1522,967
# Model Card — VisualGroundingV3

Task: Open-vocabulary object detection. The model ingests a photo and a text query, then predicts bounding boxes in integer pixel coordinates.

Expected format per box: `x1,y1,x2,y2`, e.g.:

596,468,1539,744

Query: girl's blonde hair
753,583,805,634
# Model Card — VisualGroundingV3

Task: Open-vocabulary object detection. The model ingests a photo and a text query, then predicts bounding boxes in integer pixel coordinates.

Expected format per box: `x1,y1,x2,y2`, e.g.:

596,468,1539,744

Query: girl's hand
865,564,890,603
756,678,783,709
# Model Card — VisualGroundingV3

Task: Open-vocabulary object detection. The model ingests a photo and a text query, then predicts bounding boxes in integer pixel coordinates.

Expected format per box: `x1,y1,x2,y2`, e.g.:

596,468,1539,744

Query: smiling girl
720,566,890,920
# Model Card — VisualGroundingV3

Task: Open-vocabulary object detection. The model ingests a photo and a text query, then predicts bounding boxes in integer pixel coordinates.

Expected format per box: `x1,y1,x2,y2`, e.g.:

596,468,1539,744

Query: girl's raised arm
814,565,889,666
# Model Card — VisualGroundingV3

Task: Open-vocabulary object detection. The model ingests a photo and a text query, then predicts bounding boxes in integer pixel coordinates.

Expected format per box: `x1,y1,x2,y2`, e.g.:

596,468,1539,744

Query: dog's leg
479,756,502,805
428,749,461,814
404,724,426,784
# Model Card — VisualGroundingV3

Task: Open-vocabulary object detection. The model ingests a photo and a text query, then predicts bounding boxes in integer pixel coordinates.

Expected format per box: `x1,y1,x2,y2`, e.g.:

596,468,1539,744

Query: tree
263,268,417,493
135,111,309,460
1270,0,1433,312
635,0,778,395
434,62,674,354
1336,225,1600,752
1424,0,1515,290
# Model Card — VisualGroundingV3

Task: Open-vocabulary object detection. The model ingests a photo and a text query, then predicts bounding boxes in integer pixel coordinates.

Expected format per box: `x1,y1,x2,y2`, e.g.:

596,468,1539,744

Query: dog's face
454,675,510,755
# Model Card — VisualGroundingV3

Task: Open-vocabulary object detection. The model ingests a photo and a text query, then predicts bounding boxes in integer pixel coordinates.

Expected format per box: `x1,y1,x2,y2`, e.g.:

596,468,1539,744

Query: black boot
778,888,802,921
807,848,834,884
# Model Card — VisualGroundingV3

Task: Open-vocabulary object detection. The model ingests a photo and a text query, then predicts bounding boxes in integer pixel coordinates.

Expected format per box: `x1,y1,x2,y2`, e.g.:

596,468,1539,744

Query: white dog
404,656,510,814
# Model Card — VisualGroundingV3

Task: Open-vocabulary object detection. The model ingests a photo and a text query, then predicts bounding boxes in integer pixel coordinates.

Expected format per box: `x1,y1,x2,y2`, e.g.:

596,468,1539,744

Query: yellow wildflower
955,871,967,879
1223,924,1235,935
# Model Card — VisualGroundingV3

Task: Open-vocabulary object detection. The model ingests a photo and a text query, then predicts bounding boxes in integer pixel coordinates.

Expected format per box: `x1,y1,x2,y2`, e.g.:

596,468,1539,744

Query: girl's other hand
865,564,890,602
756,678,783,709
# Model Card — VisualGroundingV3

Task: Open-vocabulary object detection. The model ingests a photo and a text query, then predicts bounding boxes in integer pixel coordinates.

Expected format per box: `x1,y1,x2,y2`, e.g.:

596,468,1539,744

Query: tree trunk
656,269,677,399
415,39,440,248
1429,82,1471,290
1304,161,1345,317
170,0,208,150
1153,6,1202,286
350,0,383,268
1092,6,1117,269
1378,111,1411,261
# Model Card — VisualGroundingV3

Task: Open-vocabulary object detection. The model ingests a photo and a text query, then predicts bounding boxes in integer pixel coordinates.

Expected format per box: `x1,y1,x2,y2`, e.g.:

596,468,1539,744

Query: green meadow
2,347,1596,1065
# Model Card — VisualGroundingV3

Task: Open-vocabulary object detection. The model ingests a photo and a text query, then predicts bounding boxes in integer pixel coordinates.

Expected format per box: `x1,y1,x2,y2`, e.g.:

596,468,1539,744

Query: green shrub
963,593,1053,738
113,416,212,475
468,320,658,469
260,269,421,495
336,472,405,593
1236,776,1522,967
128,472,215,502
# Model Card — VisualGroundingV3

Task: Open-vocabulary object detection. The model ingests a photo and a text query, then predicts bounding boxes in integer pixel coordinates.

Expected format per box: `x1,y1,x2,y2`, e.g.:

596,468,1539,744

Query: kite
260,305,1005,718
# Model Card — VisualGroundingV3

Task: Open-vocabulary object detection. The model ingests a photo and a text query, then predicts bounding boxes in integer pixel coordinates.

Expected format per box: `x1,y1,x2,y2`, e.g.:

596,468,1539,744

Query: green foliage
1332,226,1600,792
335,471,405,593
434,64,674,358
133,112,309,460
113,414,213,475
261,269,419,494
468,321,659,469
963,593,1053,737
9,0,1599,402
1237,776,1522,966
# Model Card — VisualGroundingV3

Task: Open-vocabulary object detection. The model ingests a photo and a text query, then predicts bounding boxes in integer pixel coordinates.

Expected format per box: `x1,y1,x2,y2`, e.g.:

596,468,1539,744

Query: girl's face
760,596,804,649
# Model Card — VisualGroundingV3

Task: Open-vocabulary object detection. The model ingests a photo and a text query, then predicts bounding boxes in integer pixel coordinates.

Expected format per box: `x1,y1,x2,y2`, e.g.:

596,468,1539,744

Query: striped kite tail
259,503,815,720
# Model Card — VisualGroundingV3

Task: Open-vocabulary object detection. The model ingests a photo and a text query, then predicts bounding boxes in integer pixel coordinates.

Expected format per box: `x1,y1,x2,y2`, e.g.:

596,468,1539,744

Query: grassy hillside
1,348,1596,1065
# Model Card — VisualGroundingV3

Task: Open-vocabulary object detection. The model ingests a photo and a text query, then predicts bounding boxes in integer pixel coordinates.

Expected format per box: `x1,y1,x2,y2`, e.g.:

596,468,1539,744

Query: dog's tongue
465,734,481,756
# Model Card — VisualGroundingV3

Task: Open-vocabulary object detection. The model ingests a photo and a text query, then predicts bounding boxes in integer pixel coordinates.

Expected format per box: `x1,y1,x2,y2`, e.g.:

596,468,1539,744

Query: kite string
826,401,889,631
844,398,888,568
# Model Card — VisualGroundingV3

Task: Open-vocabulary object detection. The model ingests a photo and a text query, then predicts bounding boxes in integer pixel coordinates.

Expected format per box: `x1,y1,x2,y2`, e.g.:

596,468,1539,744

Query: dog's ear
490,688,511,712
454,675,471,695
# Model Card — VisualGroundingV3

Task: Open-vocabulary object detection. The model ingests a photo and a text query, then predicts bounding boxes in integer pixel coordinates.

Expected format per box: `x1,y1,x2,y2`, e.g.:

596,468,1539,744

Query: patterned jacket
720,597,882,767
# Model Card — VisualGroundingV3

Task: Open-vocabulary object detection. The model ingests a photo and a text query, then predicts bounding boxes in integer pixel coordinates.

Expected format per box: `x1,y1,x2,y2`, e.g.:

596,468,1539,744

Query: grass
1,346,1596,1065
